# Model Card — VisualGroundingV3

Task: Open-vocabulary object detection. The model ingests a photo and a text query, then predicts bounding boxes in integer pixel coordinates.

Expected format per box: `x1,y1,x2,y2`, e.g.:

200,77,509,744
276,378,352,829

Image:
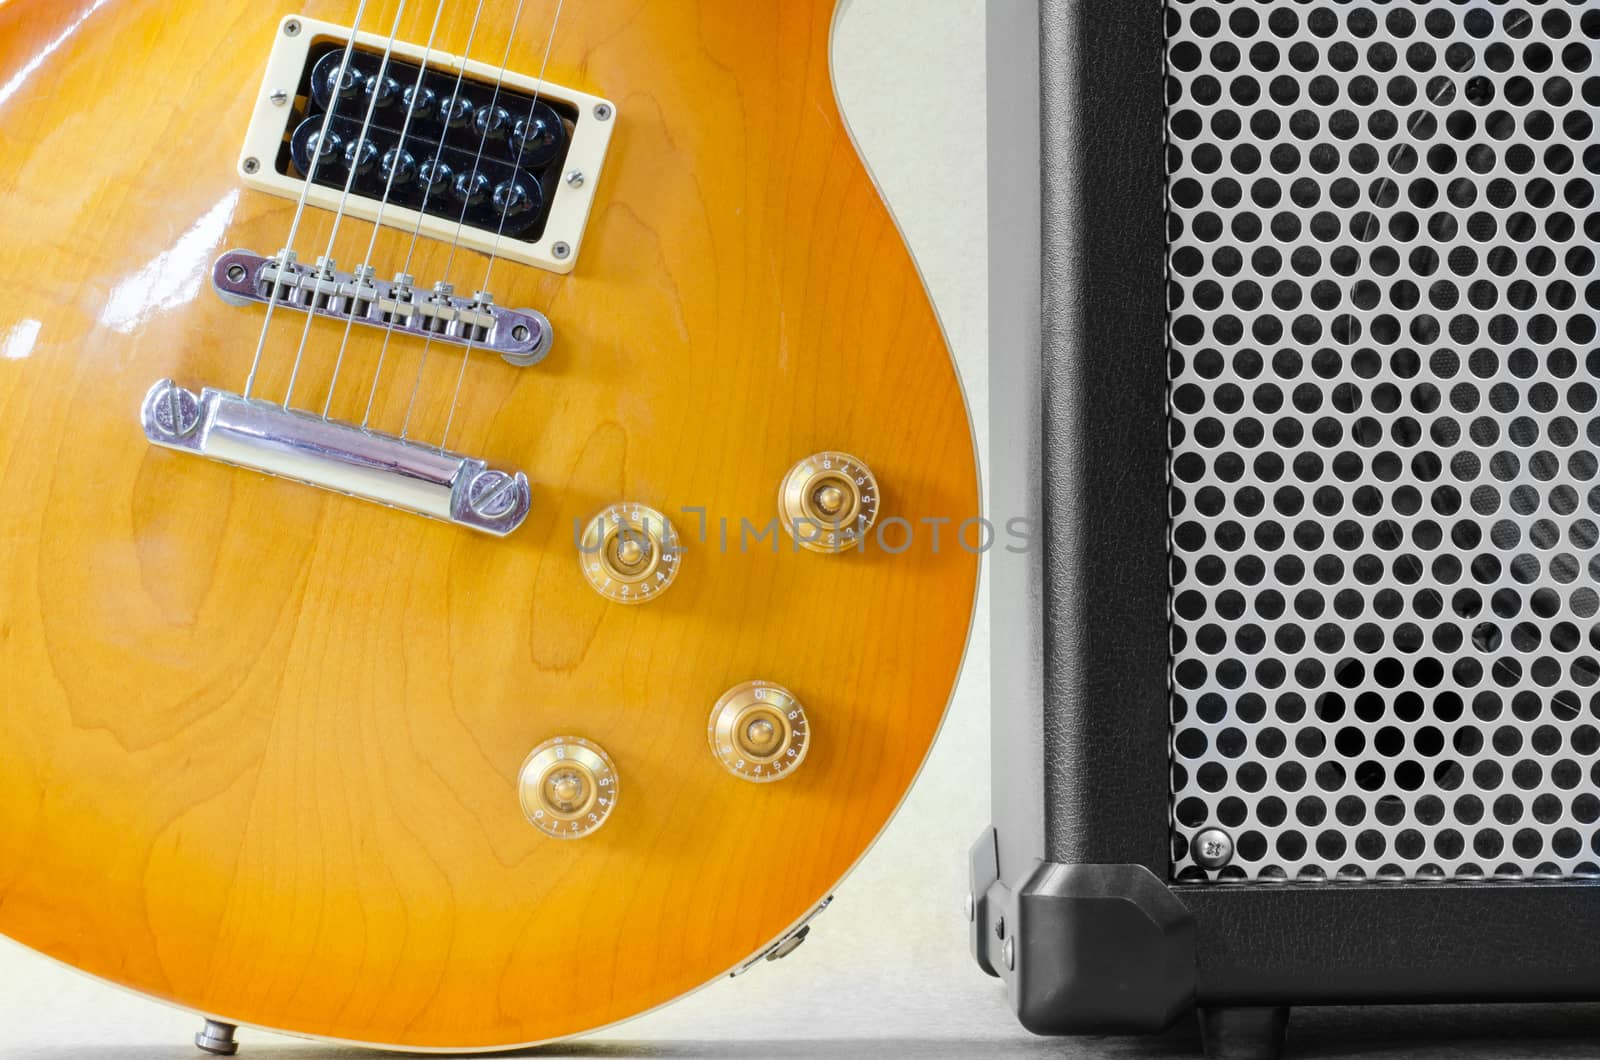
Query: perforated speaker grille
1166,0,1600,882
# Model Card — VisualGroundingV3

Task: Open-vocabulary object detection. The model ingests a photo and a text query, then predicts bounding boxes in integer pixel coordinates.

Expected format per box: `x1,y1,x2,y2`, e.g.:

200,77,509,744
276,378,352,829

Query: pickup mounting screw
269,89,289,106
148,382,201,440
593,103,613,121
1193,828,1235,870
565,170,585,187
242,157,260,175
284,19,301,36
466,469,521,520
552,242,572,260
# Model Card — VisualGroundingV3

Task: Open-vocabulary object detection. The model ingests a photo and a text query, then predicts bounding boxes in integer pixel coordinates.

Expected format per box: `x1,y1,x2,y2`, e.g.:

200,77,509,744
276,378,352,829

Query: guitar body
0,0,977,1051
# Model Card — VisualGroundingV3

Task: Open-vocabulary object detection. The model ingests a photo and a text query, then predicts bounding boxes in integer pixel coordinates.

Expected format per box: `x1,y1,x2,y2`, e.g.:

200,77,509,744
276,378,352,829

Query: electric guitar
0,0,978,1051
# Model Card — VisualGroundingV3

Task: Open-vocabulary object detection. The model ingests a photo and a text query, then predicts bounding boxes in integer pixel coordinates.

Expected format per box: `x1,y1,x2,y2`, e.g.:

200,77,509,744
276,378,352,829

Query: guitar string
437,0,567,452
357,0,497,430
241,0,374,401
321,0,451,421
395,0,537,441
281,0,413,410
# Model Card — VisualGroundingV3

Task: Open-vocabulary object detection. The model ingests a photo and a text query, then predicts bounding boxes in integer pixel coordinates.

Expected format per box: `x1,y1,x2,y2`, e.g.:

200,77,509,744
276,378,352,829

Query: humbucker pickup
238,15,616,274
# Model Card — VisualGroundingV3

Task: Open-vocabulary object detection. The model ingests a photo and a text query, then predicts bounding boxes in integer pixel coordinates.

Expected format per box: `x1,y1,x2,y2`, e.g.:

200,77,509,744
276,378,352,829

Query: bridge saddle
212,249,554,367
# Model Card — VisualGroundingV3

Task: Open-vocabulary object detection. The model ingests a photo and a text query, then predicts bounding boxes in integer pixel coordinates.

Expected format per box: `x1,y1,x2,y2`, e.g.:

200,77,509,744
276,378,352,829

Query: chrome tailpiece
141,380,532,537
212,249,554,367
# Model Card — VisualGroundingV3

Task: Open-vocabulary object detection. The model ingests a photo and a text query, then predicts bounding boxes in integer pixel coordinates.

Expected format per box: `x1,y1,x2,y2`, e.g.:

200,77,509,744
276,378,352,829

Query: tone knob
518,736,618,839
708,681,810,783
578,503,682,604
778,452,880,553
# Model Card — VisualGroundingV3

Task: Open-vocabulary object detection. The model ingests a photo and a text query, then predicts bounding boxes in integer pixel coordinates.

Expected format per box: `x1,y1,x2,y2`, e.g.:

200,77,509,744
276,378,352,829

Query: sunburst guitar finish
0,0,978,1051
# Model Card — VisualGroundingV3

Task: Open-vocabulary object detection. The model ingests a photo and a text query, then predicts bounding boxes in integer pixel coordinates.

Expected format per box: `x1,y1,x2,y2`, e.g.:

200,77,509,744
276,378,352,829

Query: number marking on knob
519,736,618,839
708,681,810,783
579,503,682,604
779,451,880,553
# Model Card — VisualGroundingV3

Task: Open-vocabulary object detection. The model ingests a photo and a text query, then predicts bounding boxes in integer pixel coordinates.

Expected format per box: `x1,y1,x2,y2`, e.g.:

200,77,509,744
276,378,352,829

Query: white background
11,4,1600,1057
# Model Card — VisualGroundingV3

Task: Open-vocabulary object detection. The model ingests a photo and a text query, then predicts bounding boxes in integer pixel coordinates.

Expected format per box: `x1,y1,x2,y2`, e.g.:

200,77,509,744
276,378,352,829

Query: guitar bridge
141,380,532,536
213,249,553,366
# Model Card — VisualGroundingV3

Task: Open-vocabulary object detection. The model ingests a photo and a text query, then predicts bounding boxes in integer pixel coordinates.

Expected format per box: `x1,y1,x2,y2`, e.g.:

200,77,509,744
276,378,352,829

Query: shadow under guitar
13,1004,1600,1060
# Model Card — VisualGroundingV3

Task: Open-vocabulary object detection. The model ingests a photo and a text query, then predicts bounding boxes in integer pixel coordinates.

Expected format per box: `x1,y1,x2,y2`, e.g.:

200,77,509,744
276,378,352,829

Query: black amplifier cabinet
975,1,1600,1057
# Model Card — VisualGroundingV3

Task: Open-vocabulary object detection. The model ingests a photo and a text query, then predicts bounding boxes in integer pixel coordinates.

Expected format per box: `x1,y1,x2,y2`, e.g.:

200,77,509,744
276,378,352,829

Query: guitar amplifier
975,1,1600,1057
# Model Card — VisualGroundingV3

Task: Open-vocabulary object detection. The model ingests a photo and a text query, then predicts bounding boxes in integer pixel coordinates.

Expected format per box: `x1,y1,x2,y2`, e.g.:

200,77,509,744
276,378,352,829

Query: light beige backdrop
3,0,1014,1054
12,7,1600,1058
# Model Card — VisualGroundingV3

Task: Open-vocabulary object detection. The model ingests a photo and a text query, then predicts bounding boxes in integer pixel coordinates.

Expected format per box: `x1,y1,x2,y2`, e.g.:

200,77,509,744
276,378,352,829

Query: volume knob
708,681,810,783
518,736,619,839
779,452,880,553
578,503,682,604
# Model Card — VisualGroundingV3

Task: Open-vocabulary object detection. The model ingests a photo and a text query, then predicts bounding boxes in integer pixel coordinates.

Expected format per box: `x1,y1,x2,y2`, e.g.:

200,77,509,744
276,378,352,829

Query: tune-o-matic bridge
212,249,554,366
140,380,532,536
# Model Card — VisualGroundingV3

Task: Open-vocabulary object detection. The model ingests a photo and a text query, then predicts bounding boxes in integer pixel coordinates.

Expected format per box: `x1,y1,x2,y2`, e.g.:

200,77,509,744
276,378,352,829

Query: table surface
7,3,1600,1059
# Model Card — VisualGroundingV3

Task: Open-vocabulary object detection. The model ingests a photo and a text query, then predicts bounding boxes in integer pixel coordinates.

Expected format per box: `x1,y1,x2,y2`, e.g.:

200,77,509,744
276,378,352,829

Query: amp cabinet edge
1033,0,1173,868
973,867,1600,1031
985,0,1047,887
979,0,1600,1044
1181,881,1600,1006
974,858,1198,1035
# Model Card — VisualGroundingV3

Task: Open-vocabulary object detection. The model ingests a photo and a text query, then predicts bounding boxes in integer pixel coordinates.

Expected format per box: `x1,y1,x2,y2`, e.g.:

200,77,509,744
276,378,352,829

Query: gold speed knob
779,451,879,553
578,503,682,604
518,736,619,839
708,681,810,783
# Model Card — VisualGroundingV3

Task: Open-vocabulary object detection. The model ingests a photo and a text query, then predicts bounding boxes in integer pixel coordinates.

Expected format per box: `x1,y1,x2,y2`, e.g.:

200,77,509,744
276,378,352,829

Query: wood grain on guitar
0,0,978,1051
